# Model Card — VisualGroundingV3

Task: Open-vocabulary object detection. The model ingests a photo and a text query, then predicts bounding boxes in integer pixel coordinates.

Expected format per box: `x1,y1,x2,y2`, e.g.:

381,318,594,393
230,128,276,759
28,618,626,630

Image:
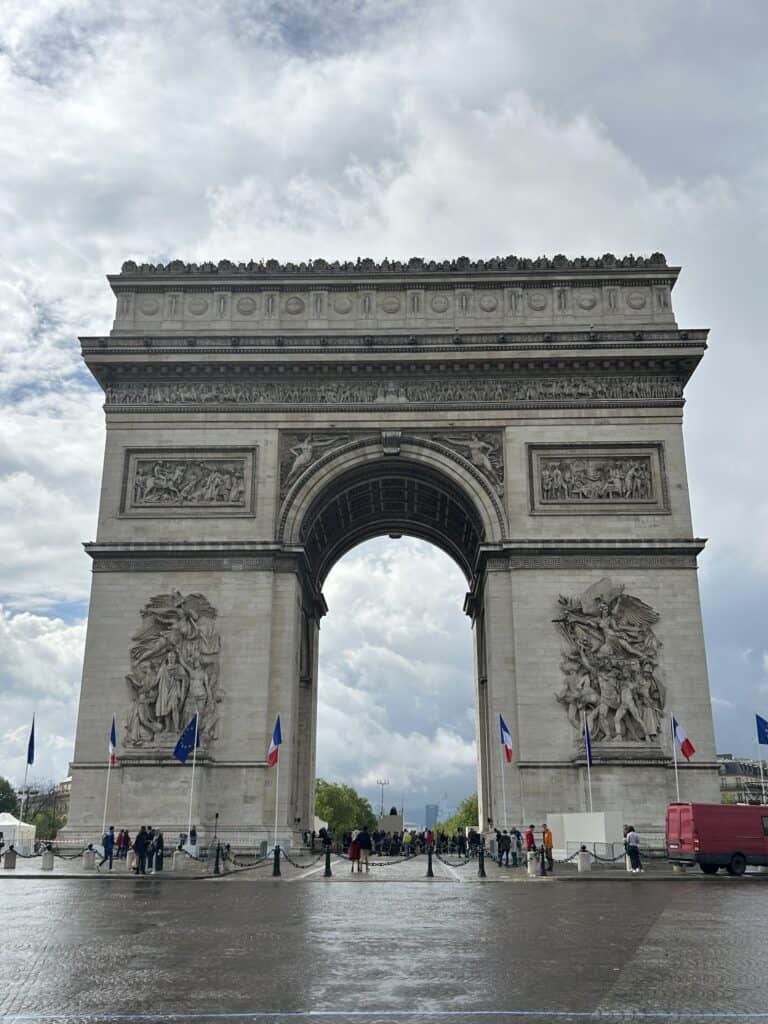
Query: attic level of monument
106,253,683,339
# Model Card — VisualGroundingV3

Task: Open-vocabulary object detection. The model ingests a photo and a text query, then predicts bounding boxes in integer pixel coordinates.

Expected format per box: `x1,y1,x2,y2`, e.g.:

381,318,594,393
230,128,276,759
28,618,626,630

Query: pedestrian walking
357,826,372,873
512,827,522,867
626,826,642,872
500,830,511,866
542,824,554,871
99,825,115,870
348,834,361,873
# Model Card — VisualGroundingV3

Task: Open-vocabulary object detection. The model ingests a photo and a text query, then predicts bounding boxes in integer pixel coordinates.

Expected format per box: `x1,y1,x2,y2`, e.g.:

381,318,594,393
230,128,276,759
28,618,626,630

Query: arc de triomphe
66,253,719,841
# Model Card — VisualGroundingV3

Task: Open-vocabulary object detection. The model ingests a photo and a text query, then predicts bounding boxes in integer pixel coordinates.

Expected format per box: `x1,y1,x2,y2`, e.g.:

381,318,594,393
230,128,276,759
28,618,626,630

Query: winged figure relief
554,578,665,744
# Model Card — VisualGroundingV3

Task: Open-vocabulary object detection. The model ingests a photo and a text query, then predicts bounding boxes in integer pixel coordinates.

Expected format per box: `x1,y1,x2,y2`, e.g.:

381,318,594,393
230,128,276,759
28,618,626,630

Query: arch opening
299,458,486,589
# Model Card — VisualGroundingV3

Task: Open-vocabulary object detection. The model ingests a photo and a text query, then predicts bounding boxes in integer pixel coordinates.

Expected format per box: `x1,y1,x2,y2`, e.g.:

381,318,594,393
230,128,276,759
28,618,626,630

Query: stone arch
278,434,507,587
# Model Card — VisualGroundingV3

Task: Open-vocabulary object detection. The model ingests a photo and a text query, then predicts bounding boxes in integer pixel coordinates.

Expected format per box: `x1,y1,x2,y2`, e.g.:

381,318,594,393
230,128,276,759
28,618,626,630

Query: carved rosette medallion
120,448,257,517
554,578,666,754
124,591,222,751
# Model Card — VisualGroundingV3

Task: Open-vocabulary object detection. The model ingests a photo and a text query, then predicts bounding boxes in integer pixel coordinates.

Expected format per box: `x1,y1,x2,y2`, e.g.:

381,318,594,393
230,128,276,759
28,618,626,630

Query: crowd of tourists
97,824,167,873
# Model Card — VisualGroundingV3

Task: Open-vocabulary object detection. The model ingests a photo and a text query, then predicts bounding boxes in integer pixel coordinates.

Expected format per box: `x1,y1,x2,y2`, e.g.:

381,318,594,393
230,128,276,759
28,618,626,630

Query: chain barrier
279,848,327,869
435,852,473,868
53,847,89,860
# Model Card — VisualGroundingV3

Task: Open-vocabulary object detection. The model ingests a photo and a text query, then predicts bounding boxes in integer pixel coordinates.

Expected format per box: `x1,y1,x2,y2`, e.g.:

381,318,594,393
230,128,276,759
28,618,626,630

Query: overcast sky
1,0,767,823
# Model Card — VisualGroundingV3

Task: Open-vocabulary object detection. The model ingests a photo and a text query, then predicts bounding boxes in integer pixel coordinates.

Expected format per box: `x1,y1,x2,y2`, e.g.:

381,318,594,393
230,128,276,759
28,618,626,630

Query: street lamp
376,778,390,818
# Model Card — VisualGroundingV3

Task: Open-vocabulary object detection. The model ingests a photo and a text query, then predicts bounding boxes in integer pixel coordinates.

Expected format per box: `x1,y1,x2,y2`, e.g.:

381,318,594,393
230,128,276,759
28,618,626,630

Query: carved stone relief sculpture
528,445,667,514
106,374,684,410
279,433,352,496
121,449,256,516
436,432,504,495
554,578,666,747
124,591,222,749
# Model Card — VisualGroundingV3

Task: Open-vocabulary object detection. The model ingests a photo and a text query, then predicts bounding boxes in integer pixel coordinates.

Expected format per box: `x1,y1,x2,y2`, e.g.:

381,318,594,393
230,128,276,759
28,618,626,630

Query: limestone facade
66,253,719,842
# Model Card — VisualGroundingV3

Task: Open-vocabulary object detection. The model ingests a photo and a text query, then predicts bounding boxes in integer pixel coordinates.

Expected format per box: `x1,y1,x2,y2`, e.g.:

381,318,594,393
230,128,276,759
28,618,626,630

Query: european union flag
584,715,593,767
757,713,768,746
173,714,200,763
27,715,35,766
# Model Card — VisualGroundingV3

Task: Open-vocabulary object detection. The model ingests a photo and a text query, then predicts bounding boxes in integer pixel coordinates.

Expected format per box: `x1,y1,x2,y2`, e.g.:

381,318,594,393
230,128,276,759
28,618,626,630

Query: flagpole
273,755,280,849
187,713,199,841
756,740,766,805
20,762,30,825
582,710,594,814
671,712,680,803
499,743,508,829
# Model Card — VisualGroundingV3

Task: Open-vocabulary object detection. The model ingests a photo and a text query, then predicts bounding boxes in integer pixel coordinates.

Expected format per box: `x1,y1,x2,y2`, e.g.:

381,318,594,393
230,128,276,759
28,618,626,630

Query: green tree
436,793,478,835
0,776,19,815
315,779,377,836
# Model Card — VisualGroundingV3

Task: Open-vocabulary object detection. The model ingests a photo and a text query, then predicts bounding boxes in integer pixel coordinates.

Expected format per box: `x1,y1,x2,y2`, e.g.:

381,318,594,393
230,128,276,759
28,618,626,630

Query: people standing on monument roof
357,826,372,872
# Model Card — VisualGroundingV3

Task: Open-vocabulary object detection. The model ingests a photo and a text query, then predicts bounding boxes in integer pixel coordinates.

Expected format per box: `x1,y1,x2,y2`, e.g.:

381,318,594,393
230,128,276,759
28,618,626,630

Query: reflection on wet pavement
2,875,767,1024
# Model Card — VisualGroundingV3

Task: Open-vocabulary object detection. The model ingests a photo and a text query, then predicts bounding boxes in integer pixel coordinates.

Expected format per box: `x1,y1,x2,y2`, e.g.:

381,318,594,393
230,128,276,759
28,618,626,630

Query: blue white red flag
108,716,117,767
756,713,768,746
26,715,35,766
499,714,513,763
267,715,282,767
672,716,696,761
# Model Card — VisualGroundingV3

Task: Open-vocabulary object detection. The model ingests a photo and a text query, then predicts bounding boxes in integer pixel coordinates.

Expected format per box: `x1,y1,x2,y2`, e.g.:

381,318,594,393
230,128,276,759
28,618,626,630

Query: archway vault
278,433,508,590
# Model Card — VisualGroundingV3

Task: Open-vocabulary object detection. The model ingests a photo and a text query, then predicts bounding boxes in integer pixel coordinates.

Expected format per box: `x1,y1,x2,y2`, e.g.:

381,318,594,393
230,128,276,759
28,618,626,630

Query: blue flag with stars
173,714,200,764
757,714,768,746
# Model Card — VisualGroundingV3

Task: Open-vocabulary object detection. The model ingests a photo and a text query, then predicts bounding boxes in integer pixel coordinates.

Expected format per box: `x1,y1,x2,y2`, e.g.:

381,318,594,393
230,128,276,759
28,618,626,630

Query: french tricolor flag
499,714,513,763
267,715,282,767
672,716,696,761
108,715,117,767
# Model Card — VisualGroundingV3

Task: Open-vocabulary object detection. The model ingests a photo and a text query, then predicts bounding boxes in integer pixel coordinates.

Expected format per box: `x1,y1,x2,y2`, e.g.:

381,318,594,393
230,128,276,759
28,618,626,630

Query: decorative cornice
81,328,708,356
115,252,671,278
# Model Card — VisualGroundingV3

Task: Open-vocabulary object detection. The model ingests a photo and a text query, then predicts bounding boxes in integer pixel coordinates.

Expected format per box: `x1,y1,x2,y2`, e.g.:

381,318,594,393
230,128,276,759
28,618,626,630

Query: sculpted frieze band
105,374,683,409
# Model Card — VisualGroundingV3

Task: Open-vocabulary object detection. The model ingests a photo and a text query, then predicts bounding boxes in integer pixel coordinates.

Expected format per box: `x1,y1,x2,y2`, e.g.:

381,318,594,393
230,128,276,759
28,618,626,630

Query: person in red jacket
525,825,536,852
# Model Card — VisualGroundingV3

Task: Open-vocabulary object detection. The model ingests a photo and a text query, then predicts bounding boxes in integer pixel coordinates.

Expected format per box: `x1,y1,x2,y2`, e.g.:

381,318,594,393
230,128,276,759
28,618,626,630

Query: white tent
0,813,36,855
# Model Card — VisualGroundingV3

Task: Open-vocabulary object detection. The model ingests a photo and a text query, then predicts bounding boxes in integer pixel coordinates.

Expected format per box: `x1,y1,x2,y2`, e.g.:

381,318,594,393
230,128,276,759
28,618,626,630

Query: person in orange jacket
542,823,554,871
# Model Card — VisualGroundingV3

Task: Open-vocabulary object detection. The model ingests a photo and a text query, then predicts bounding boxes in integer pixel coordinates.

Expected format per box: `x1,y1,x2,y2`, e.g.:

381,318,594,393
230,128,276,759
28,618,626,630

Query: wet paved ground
2,862,768,1024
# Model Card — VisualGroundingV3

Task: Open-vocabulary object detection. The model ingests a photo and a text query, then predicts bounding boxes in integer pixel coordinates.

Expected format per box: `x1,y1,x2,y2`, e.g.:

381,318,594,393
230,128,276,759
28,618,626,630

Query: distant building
718,754,768,804
425,804,438,829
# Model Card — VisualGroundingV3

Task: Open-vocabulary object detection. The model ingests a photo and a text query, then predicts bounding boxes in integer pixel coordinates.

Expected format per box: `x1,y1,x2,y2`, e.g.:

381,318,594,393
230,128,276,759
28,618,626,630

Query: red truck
666,802,768,875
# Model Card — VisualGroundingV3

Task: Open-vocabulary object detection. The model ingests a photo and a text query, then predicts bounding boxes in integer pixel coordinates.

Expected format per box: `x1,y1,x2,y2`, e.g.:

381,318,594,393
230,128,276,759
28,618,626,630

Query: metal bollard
426,847,434,877
526,850,538,877
478,842,486,878
576,847,591,873
272,844,281,877
539,844,547,876
324,844,332,877
214,843,221,875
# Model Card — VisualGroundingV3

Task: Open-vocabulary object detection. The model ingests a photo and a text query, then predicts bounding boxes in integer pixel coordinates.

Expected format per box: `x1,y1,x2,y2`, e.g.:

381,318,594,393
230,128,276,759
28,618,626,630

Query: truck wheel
699,864,719,875
726,853,747,876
